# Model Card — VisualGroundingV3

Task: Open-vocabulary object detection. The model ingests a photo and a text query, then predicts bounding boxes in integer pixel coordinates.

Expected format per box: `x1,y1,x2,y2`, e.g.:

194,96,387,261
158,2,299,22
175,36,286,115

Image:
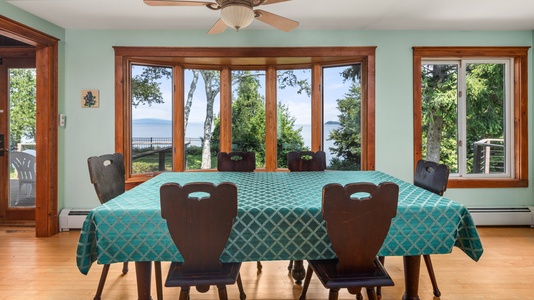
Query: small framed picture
81,89,99,108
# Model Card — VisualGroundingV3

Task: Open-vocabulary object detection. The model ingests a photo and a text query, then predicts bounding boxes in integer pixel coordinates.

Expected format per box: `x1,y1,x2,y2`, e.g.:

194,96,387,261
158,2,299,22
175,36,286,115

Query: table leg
291,260,306,284
135,261,153,300
402,255,421,300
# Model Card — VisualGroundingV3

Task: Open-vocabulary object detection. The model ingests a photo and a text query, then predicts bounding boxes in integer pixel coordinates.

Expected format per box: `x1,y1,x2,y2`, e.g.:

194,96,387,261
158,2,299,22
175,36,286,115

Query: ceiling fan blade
262,0,291,4
144,0,213,6
254,9,299,32
208,18,227,34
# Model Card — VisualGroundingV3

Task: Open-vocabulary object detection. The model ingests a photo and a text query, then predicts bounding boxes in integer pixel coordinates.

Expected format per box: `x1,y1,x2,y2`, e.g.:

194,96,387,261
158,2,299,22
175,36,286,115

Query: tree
211,71,305,167
199,70,220,169
421,63,505,173
327,82,361,170
9,68,36,149
131,66,172,108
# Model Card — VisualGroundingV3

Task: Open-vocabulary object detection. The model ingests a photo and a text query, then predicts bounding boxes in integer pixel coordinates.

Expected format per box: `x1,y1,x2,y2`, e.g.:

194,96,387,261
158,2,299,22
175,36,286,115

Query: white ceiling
6,0,534,32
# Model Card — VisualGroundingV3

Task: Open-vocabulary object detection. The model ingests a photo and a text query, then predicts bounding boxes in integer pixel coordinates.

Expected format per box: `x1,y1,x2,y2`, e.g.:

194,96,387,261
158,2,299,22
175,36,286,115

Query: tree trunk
184,70,199,131
200,71,219,169
426,112,444,162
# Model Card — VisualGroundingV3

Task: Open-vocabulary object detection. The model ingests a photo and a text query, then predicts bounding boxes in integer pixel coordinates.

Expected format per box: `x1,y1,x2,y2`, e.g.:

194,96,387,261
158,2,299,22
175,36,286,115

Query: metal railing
473,139,505,174
131,137,202,171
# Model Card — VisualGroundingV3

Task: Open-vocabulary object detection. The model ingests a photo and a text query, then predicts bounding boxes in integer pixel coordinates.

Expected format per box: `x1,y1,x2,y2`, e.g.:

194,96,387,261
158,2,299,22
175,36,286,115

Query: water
132,120,340,163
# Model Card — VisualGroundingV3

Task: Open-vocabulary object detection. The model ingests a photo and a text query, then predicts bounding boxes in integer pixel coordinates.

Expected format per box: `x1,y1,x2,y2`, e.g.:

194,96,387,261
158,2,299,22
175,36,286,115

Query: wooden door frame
0,15,59,237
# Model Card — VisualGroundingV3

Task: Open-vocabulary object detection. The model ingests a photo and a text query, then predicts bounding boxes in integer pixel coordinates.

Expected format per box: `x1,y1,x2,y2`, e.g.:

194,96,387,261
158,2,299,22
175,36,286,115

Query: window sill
448,177,528,188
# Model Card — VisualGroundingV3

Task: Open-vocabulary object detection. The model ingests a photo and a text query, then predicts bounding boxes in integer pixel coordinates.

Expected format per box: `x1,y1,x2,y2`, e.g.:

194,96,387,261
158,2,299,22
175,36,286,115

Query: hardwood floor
0,226,533,300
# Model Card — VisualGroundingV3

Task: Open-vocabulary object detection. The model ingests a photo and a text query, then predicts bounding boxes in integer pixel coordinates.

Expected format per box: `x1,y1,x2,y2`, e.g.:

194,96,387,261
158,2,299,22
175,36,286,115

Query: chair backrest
160,182,238,274
217,151,256,172
287,151,326,172
414,159,450,196
322,182,399,274
10,151,36,181
87,153,125,204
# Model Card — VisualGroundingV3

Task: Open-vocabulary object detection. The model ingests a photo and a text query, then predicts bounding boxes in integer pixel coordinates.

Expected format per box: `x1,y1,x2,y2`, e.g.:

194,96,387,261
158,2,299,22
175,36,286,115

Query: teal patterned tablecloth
76,171,483,275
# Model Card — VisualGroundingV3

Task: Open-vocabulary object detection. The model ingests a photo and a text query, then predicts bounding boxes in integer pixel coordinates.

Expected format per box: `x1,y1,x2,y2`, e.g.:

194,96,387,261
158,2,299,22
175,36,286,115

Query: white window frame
422,58,514,179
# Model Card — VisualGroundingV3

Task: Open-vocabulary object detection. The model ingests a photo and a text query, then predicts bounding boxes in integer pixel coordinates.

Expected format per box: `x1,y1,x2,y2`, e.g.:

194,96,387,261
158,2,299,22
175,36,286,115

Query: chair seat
165,262,242,287
308,257,394,290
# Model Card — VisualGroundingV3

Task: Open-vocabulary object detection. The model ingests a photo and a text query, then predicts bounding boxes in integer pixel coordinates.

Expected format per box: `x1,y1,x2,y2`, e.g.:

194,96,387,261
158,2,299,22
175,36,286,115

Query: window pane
465,63,506,174
323,65,361,170
276,69,311,168
230,70,266,168
130,65,173,174
8,68,36,208
185,69,220,170
421,63,459,173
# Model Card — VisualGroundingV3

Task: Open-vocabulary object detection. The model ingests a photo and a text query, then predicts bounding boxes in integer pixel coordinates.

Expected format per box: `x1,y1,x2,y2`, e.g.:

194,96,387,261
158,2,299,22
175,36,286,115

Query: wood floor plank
0,226,533,299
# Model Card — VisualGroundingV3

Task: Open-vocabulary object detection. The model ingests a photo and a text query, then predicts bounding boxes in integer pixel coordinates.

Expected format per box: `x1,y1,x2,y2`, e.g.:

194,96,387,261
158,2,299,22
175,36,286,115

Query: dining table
76,170,483,300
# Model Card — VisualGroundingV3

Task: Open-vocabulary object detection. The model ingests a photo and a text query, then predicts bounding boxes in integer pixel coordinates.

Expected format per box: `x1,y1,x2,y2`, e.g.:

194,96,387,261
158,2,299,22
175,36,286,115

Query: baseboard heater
468,206,534,227
59,208,91,231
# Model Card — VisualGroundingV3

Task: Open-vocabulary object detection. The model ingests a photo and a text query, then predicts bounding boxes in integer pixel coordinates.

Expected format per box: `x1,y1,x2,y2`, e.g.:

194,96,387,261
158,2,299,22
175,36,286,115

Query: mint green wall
61,29,532,209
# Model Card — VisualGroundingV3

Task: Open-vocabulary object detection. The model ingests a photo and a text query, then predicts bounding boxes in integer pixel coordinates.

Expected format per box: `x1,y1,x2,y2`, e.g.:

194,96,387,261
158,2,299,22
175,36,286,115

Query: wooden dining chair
160,182,246,300
88,153,163,300
286,150,326,279
377,159,449,299
217,151,256,172
414,159,450,298
217,151,262,272
287,150,326,172
299,182,399,300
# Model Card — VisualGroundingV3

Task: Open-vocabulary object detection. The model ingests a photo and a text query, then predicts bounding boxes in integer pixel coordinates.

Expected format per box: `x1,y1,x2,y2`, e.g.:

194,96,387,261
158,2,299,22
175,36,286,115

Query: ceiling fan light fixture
220,4,255,31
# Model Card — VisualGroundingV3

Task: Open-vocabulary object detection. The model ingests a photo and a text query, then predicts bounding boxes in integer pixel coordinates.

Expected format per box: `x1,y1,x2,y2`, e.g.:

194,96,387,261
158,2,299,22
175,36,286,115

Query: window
114,47,376,185
413,47,529,188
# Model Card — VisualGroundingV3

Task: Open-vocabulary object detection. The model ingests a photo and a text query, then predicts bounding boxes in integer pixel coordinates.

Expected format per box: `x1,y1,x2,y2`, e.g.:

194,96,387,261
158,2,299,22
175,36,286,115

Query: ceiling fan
144,0,299,34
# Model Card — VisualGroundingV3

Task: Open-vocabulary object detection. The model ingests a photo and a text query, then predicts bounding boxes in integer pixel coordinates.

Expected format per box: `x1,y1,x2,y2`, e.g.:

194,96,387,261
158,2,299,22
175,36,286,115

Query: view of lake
132,119,341,162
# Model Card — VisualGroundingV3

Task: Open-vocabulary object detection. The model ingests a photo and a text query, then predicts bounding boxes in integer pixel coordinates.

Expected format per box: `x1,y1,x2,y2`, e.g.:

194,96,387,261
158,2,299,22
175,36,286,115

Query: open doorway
0,42,36,223
0,16,59,237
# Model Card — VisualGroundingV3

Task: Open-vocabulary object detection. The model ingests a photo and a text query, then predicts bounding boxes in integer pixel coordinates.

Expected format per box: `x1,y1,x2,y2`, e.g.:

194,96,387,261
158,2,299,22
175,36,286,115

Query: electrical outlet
59,114,66,127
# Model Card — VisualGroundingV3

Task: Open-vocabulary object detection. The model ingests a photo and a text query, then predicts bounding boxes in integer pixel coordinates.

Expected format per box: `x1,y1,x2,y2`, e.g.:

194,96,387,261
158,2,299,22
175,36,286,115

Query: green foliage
131,66,172,108
327,82,362,170
211,71,305,167
9,69,36,149
422,63,506,173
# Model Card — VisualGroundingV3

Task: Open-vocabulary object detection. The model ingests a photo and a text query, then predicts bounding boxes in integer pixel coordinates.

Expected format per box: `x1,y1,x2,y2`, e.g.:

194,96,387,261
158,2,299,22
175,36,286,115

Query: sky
131,66,355,125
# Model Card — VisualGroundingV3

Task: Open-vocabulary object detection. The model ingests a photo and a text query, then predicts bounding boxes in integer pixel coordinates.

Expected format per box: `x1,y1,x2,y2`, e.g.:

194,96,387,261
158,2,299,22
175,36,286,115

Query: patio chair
10,151,36,205
160,182,246,300
87,153,163,300
299,182,398,300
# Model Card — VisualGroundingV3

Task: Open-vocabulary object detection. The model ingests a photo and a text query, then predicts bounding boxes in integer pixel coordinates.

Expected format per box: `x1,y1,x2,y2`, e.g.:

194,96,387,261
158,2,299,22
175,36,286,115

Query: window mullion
457,61,467,177
173,65,184,171
265,66,277,171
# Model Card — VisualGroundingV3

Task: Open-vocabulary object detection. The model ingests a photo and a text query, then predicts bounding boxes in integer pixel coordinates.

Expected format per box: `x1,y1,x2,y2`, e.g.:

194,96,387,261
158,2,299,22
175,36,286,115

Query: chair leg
288,260,294,273
366,287,378,300
256,261,262,273
328,288,339,300
154,261,163,300
236,273,247,300
423,255,441,297
376,256,385,299
179,287,190,300
122,261,129,274
93,264,110,300
217,285,229,300
298,264,314,300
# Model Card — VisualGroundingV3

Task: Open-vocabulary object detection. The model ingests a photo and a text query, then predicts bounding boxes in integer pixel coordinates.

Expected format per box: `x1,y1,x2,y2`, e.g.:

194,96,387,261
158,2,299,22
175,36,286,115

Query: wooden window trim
114,47,376,185
413,46,529,188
